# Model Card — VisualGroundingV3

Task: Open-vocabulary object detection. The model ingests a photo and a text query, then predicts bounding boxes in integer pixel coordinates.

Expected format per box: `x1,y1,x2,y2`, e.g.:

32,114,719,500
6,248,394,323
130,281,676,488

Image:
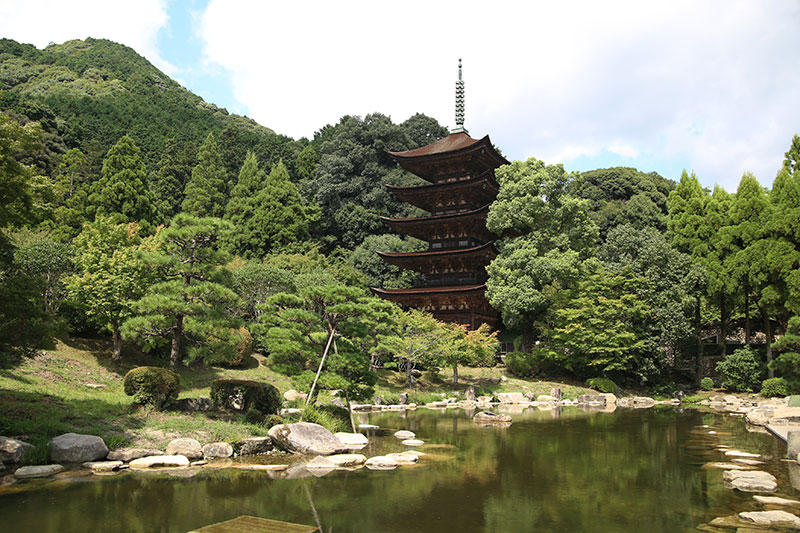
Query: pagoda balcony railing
429,238,484,251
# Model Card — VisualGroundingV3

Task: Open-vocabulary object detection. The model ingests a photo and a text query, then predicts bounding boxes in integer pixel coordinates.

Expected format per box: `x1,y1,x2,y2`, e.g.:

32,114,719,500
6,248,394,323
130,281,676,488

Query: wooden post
306,327,335,407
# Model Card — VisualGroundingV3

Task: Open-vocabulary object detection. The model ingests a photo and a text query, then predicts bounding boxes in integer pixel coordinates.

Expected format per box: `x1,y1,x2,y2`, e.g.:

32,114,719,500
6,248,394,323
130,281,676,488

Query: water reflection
0,407,792,532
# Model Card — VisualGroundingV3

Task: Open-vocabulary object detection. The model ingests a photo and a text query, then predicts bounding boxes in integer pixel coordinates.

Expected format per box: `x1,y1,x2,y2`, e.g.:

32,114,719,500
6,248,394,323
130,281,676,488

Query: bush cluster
761,377,790,398
715,347,764,393
210,379,282,414
123,366,180,409
586,377,618,394
298,404,350,433
700,377,714,391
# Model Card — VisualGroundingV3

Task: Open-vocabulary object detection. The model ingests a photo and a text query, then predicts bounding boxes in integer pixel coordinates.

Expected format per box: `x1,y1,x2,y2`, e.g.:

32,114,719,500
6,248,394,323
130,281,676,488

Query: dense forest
2,37,799,395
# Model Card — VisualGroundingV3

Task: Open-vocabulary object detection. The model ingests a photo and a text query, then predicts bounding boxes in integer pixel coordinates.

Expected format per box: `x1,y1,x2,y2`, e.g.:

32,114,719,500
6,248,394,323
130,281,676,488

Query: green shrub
761,377,790,398
245,408,264,424
650,382,678,398
123,366,180,409
210,379,282,414
300,403,349,433
263,414,284,429
505,351,535,377
700,377,714,391
715,347,764,392
586,377,618,394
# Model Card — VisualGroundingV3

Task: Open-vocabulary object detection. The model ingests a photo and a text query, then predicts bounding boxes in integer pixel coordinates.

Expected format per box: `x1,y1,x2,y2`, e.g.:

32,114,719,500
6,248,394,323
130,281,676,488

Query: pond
0,407,792,532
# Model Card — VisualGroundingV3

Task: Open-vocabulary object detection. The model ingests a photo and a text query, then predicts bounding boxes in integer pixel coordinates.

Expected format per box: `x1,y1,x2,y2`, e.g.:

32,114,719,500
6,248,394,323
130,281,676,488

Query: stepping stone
739,510,800,528
129,455,190,468
326,454,366,467
365,456,398,469
754,495,800,506
235,464,288,471
358,424,379,430
304,456,335,469
723,470,778,492
82,460,123,472
334,433,368,447
733,458,765,466
402,439,424,447
702,462,752,470
386,452,419,464
725,450,762,458
394,430,415,439
14,464,64,479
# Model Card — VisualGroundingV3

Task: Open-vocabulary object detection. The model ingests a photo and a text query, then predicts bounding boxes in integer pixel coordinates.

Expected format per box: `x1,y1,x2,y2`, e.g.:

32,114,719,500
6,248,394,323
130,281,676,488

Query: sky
1,0,799,191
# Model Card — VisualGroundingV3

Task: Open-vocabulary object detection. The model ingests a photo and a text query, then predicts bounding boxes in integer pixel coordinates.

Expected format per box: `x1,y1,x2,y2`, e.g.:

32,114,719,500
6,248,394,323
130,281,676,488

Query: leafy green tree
121,214,241,368
348,233,426,288
441,323,498,384
86,135,158,232
14,232,73,314
543,260,651,383
379,309,452,386
49,148,91,241
784,134,800,174
770,316,800,389
182,132,227,218
401,113,449,148
67,217,155,359
486,158,598,347
295,144,318,181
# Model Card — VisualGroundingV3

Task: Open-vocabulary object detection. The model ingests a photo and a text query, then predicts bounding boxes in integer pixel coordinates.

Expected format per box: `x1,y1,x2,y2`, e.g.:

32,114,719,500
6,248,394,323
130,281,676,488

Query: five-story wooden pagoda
372,60,508,329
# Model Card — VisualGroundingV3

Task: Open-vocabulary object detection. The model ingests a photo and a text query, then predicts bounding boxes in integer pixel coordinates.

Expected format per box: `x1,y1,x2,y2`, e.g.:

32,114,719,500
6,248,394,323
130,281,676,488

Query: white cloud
198,0,800,190
0,0,175,75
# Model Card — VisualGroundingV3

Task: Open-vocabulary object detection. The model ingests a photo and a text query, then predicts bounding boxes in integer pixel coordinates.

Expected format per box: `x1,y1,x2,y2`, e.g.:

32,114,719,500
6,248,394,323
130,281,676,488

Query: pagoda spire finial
452,58,467,134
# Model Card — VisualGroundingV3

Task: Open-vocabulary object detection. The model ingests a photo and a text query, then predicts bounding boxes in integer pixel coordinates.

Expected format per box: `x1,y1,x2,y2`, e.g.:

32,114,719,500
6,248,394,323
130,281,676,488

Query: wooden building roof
385,174,499,213
376,242,496,274
380,204,495,242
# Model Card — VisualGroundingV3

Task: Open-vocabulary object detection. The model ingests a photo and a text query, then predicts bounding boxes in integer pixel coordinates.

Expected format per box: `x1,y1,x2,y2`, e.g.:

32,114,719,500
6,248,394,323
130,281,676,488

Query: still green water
0,407,793,532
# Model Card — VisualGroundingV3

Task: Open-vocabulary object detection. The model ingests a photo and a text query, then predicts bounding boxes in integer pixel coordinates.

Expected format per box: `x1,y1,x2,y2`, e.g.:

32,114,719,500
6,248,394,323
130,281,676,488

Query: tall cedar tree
121,214,241,368
224,151,265,256
704,186,735,355
86,135,158,232
182,133,227,218
151,138,196,219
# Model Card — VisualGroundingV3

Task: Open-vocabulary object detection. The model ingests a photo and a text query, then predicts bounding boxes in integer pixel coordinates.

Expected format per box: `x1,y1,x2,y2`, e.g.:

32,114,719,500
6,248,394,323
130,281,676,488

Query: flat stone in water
14,464,64,479
386,452,418,464
365,456,398,469
725,450,762,458
334,432,368,447
402,439,424,447
358,424,379,430
107,448,162,462
235,464,288,471
326,454,366,467
702,462,753,470
82,461,123,472
733,458,765,466
739,510,800,528
754,495,800,506
129,455,190,468
723,470,778,492
394,430,415,439
304,456,336,469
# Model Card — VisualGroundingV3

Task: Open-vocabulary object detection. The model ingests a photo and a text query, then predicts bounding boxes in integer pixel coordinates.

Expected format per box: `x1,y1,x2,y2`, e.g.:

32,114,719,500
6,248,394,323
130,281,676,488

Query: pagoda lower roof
388,132,509,182
377,242,496,274
385,175,498,212
371,284,486,296
381,204,494,242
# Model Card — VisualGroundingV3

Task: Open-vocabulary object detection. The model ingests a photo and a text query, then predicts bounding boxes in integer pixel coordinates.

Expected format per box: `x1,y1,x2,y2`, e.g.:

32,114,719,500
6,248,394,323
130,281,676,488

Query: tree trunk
405,358,413,387
764,312,774,378
745,291,751,345
170,314,183,369
696,298,704,383
343,389,357,433
112,322,122,361
452,364,458,384
521,317,535,353
306,327,335,406
719,294,728,357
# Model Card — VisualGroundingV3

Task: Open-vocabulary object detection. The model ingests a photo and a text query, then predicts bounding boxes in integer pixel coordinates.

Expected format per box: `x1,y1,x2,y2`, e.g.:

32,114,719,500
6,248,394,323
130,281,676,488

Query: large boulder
268,422,346,455
283,389,307,402
496,392,526,404
165,438,203,459
0,436,34,464
465,386,476,402
202,442,233,459
14,464,63,479
49,433,108,463
107,448,163,462
237,437,273,456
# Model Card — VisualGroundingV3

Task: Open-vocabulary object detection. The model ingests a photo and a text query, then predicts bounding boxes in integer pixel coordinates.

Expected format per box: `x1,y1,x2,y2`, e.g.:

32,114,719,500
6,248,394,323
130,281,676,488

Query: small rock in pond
739,510,800,528
202,442,233,459
129,455,190,468
394,430,415,439
14,464,64,479
386,452,418,464
358,424,379,430
473,411,512,424
334,432,368,447
365,456,398,469
191,460,207,466
268,422,346,455
49,433,108,463
305,456,336,469
237,437,273,456
402,439,424,447
725,449,762,458
732,458,765,466
702,462,753,470
236,464,287,471
327,454,366,467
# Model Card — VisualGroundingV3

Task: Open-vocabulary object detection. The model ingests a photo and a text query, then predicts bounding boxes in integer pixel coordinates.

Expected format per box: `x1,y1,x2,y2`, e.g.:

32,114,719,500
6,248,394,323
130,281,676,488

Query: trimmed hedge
761,377,790,398
210,379,282,414
586,377,618,394
700,377,714,391
123,366,180,409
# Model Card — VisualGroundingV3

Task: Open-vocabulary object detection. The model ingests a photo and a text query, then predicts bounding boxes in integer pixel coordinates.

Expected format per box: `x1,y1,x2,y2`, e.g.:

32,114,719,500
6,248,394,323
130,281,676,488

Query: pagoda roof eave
384,174,499,194
380,204,490,225
370,284,487,296
376,241,496,260
388,133,509,166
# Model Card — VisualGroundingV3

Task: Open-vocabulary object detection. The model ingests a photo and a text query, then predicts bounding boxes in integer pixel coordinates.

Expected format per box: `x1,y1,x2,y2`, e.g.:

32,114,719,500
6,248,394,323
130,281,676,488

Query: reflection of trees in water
0,409,786,532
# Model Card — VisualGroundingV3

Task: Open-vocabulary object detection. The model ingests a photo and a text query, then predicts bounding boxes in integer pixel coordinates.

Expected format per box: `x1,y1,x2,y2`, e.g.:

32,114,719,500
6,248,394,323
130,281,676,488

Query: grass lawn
0,336,598,462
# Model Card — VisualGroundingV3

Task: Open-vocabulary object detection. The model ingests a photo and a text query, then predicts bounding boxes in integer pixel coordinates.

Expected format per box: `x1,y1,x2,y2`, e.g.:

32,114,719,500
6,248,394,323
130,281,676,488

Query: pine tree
784,134,800,175
86,135,158,232
182,132,227,218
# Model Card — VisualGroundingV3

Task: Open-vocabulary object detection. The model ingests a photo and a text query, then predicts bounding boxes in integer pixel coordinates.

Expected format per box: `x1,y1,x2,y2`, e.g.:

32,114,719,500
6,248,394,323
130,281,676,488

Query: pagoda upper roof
381,204,494,242
388,132,509,181
385,174,498,213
